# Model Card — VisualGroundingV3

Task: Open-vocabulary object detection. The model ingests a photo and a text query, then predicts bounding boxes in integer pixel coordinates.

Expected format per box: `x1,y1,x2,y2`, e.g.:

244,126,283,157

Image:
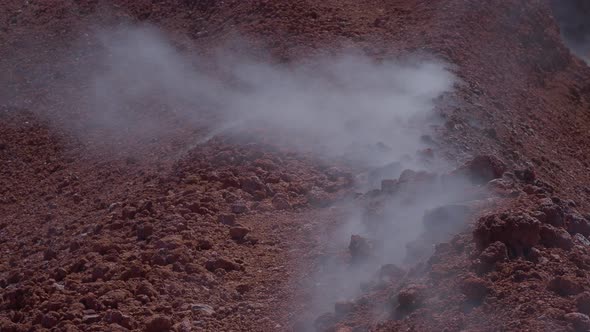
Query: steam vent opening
550,0,590,63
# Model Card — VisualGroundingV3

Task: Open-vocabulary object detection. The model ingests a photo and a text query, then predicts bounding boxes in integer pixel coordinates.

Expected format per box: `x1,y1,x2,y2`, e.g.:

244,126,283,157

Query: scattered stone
479,241,508,266
136,223,154,241
82,314,102,324
349,235,372,260
204,258,242,272
548,276,584,296
567,213,590,237
231,202,248,214
43,248,57,260
155,235,183,250
3,287,26,309
455,155,506,184
121,206,137,220
91,265,110,282
136,281,158,298
271,194,291,210
191,303,215,315
197,238,213,250
368,162,402,188
229,226,250,240
54,267,67,281
104,310,134,329
145,315,173,332
306,187,331,207
236,284,250,294
515,167,536,183
565,312,590,331
574,233,590,247
460,276,490,302
241,176,266,194
70,258,88,273
540,224,573,250
396,284,426,310
538,203,564,227
473,212,540,253
41,311,60,328
121,263,146,280
218,214,236,226
101,289,132,308
174,320,192,332
325,167,345,181
576,292,590,315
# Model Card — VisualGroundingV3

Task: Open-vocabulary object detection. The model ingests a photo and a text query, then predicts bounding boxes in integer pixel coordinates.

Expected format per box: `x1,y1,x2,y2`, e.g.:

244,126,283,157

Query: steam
56,25,467,328
71,25,454,168
550,0,590,63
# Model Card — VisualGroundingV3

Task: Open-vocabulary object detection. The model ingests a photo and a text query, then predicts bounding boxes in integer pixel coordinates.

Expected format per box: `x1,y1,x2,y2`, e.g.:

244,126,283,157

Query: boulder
473,212,540,253
455,155,506,184
540,224,573,250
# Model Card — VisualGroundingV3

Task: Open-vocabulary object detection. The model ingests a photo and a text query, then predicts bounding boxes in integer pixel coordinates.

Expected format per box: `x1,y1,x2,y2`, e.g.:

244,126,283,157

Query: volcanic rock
306,186,331,207
271,193,291,210
537,202,564,227
349,235,372,260
548,276,584,296
479,241,509,266
145,315,173,332
191,303,215,315
82,314,102,324
136,223,154,241
104,310,134,329
576,292,590,315
473,212,541,253
229,226,250,240
231,202,248,214
204,258,242,272
241,176,266,194
218,213,236,226
396,284,426,310
41,312,60,328
567,213,590,236
514,167,536,183
456,155,506,184
565,312,590,331
314,312,337,332
334,300,355,315
539,224,573,250
460,276,490,302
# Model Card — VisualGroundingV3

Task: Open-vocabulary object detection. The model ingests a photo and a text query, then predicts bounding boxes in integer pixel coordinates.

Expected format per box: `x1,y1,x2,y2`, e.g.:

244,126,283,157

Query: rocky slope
2,1,590,331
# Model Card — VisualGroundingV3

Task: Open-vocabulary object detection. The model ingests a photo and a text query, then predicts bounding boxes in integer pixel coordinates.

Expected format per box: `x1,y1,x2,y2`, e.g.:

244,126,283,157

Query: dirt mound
2,0,590,331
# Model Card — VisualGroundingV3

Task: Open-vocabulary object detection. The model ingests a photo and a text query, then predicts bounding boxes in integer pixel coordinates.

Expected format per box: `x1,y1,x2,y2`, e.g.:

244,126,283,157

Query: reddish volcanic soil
2,1,590,332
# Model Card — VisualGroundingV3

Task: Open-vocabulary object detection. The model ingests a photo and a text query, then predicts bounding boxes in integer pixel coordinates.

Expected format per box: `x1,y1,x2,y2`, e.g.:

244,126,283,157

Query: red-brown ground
2,1,590,331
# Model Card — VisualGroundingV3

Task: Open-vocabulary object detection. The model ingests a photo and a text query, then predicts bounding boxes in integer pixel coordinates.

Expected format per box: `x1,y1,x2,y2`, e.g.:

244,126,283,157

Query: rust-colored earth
2,1,590,331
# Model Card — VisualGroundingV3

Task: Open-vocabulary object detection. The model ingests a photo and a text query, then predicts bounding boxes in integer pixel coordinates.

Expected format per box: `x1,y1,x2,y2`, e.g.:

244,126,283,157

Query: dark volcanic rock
473,212,541,253
548,276,584,296
539,224,573,250
455,155,506,184
349,234,372,260
204,258,242,272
